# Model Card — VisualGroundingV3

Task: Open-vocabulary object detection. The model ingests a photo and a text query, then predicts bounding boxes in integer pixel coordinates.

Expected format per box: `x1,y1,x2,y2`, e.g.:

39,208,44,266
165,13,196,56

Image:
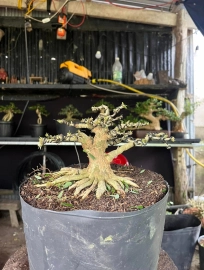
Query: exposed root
35,167,139,199
74,179,93,196
80,179,98,200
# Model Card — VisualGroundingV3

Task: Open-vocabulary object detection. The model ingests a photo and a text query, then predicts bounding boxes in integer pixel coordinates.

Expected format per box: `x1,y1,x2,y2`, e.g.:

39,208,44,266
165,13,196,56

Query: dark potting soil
2,246,178,270
20,164,167,212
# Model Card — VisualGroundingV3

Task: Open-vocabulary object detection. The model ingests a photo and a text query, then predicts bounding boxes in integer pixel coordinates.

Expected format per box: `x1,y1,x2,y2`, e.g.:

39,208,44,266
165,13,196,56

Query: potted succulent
20,103,174,270
28,104,49,137
126,99,180,138
0,102,22,137
56,104,83,135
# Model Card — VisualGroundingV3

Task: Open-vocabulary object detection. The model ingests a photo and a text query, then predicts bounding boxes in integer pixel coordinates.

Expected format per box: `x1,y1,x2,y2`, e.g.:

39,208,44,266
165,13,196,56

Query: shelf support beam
172,8,188,205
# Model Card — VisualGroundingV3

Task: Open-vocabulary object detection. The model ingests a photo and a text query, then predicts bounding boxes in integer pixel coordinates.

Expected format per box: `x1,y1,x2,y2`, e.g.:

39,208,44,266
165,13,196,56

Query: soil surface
20,164,167,212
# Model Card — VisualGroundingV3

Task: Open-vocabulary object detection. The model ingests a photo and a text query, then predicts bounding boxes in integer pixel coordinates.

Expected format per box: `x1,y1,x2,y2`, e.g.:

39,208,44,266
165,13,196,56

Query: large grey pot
20,184,168,270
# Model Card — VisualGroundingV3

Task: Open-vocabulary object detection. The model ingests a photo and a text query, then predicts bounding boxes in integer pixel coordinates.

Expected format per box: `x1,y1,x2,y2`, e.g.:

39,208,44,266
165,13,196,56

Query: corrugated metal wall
0,25,173,83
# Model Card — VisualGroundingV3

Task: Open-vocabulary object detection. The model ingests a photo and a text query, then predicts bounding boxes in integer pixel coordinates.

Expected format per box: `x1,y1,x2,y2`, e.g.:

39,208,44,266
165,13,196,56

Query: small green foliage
35,194,41,199
110,194,120,199
106,184,111,191
28,104,49,117
86,99,115,114
34,175,42,180
130,205,144,210
88,153,96,160
61,202,74,208
58,104,82,121
0,102,22,121
62,182,72,189
147,180,153,186
140,169,145,174
129,188,140,194
58,190,64,199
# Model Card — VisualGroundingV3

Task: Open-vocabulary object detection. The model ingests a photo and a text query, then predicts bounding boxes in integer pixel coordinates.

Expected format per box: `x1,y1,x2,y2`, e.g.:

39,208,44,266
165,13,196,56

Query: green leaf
110,194,120,199
88,153,96,160
58,190,64,199
131,205,144,210
34,175,42,180
123,182,129,189
130,189,139,194
139,169,145,174
61,202,74,208
147,180,153,185
62,182,72,189
106,184,111,191
35,194,41,199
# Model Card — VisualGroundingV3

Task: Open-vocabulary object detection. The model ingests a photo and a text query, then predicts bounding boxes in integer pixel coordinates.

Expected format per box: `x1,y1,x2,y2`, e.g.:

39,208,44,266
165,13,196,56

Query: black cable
24,22,30,84
13,100,29,136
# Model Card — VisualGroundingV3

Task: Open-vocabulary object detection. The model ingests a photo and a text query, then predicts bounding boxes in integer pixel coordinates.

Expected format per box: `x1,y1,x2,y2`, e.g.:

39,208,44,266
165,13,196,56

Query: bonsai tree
172,98,199,132
128,99,180,130
28,104,49,125
0,102,22,121
86,99,115,114
58,104,82,122
38,103,174,199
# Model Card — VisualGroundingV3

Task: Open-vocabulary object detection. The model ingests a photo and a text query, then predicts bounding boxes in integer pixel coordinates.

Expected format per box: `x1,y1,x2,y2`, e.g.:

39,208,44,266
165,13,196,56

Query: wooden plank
172,9,188,205
1,1,196,29
9,210,19,227
67,2,176,27
0,200,21,210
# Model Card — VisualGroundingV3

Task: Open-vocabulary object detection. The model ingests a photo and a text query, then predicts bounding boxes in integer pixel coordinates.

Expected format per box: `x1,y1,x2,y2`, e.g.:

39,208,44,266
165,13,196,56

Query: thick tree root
36,167,139,199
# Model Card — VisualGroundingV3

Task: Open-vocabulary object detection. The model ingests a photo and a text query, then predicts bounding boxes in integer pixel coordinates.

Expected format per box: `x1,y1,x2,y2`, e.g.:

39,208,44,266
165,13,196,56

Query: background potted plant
126,98,180,138
20,103,174,270
28,103,49,137
171,98,200,138
56,104,82,135
0,102,22,137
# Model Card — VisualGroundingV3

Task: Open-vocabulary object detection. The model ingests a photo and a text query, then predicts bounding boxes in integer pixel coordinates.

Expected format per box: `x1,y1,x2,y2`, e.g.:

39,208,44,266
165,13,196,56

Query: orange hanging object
57,27,66,37
56,14,67,40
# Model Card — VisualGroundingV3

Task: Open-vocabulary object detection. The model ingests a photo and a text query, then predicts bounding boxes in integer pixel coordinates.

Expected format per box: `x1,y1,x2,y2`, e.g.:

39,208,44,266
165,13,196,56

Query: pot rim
20,181,169,219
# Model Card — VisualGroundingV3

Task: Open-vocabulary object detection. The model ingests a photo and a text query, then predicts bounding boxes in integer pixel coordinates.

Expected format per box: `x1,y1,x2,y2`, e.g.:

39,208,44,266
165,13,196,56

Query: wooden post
172,8,188,204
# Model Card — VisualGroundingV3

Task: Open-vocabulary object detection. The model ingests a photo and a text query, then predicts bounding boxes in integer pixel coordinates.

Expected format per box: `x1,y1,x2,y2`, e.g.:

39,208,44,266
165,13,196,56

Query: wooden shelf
0,83,180,100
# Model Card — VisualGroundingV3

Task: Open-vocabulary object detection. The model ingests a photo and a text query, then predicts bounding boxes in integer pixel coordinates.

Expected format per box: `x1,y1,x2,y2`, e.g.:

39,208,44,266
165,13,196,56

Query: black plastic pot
20,184,169,270
30,124,47,137
0,121,13,137
198,235,204,270
56,120,79,135
161,214,201,270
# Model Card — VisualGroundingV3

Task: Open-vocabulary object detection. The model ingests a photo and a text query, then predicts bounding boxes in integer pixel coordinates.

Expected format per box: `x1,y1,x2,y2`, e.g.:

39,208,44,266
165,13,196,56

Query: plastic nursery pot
198,235,204,270
30,124,47,137
55,121,79,135
20,184,169,270
0,121,13,137
161,214,201,270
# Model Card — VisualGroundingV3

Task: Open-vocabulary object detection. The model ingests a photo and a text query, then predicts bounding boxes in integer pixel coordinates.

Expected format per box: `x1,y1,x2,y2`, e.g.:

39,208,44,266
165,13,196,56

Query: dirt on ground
0,211,25,270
